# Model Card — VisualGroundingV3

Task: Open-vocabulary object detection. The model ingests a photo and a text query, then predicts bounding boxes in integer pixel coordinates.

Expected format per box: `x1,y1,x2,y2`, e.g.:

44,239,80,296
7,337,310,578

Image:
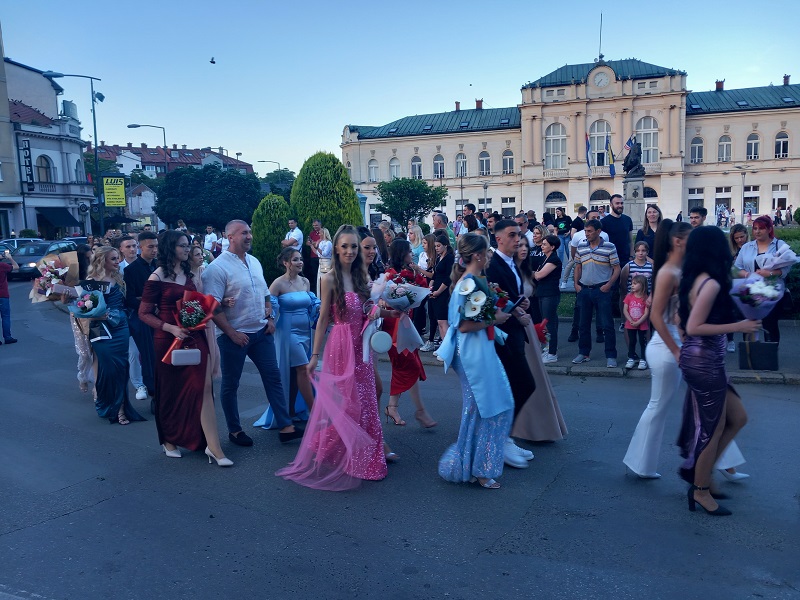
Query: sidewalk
405,317,800,385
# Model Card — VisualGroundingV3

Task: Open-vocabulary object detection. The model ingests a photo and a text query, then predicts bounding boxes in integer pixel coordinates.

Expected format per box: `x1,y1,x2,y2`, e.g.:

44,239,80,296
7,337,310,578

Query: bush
794,207,800,224
290,152,364,240
420,222,431,235
251,193,292,284
20,229,38,238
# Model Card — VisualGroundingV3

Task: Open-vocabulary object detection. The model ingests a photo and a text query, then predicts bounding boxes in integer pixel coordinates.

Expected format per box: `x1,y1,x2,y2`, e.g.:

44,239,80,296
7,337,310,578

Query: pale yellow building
342,57,799,226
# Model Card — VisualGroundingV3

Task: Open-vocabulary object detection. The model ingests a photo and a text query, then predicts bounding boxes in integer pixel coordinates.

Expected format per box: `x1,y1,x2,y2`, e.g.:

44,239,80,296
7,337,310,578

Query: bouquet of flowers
162,291,220,364
731,275,784,340
67,290,107,318
458,277,508,324
381,267,430,312
29,259,70,303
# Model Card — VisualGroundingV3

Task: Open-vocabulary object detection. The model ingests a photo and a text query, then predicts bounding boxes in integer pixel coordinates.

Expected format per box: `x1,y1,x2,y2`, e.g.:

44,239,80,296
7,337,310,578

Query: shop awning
37,207,82,228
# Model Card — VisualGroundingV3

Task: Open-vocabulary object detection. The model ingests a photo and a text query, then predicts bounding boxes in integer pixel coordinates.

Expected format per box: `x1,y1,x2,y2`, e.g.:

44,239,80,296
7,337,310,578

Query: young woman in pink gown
276,225,398,490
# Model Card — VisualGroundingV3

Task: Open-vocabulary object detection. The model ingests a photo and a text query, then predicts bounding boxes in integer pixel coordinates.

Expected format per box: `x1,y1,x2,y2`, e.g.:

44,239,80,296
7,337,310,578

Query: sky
2,0,798,175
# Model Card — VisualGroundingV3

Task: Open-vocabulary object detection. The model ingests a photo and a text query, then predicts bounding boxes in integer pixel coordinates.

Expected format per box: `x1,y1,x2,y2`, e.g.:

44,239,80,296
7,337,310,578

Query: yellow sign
103,177,126,207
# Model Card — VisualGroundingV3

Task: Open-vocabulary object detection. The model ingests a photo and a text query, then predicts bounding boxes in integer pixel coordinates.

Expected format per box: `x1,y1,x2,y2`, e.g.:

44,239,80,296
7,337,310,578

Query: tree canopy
374,178,448,231
290,152,364,239
261,168,295,203
153,165,262,229
251,193,292,284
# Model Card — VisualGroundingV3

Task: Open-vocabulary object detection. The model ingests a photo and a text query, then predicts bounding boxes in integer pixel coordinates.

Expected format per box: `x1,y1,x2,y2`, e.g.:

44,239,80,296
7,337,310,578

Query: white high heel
205,447,233,467
718,469,749,482
162,444,181,458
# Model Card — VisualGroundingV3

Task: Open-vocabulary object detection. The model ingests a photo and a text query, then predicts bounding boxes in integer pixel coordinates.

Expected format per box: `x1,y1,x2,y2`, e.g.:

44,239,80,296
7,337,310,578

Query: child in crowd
623,275,650,370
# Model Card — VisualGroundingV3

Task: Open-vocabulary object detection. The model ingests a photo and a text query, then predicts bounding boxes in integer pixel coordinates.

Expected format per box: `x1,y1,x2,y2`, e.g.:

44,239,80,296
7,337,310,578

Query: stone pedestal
623,176,646,231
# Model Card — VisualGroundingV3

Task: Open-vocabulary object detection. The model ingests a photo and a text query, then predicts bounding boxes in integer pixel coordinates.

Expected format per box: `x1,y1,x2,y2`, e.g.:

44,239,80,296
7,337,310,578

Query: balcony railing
591,166,610,177
644,162,662,174
34,182,93,196
543,168,569,180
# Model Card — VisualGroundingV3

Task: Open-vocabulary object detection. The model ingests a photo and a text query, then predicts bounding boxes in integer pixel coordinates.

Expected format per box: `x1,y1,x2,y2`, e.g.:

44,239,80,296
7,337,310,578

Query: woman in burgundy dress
139,230,231,466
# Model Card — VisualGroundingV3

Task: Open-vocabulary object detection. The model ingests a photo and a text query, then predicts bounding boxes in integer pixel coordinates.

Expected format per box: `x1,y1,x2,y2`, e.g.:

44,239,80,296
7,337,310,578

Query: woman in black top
429,234,454,349
635,204,662,259
529,225,548,271
533,235,563,361
554,208,572,265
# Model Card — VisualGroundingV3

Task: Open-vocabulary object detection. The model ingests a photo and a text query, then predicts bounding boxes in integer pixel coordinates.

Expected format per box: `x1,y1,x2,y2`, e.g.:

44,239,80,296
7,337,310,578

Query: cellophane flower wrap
30,259,70,302
380,268,431,354
68,290,107,318
162,290,220,363
731,275,784,341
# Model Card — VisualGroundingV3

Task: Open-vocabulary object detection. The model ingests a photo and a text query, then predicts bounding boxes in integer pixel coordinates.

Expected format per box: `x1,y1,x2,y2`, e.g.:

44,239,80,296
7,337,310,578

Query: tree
290,152,364,239
153,165,262,229
251,194,292,284
83,150,119,196
374,178,448,231
261,168,296,203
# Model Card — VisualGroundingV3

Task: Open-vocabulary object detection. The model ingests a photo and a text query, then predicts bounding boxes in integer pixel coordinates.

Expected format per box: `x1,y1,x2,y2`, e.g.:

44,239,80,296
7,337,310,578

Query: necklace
286,274,300,288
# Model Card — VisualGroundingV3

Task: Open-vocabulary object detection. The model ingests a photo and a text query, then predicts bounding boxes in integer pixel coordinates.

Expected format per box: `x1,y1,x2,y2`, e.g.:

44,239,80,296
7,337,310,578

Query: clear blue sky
3,0,798,174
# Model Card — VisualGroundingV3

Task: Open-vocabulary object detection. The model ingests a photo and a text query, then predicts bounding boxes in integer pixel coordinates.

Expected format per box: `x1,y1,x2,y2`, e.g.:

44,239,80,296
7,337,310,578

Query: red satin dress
383,315,427,395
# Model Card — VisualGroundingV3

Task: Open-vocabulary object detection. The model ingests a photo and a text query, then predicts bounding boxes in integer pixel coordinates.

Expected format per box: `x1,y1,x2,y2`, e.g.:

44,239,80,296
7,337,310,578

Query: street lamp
735,164,751,221
43,71,103,235
128,124,168,177
258,160,282,188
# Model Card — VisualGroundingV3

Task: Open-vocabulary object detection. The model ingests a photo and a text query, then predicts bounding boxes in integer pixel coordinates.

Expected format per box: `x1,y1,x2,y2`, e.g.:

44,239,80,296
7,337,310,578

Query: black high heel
687,485,732,516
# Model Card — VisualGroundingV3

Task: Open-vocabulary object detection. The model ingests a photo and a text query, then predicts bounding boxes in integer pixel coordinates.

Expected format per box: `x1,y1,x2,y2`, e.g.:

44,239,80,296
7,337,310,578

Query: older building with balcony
342,57,799,226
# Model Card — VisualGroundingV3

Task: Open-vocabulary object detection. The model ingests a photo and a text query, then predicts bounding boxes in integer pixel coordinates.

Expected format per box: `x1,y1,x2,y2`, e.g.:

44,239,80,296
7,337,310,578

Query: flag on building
585,134,592,177
624,134,636,152
606,134,616,178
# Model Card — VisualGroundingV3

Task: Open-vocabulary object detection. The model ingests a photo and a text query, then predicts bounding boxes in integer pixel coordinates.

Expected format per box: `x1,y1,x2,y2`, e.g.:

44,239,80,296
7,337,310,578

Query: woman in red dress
138,230,231,466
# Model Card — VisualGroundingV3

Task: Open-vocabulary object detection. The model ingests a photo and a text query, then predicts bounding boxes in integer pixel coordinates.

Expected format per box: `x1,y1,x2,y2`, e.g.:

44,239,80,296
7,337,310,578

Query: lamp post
258,160,282,190
735,164,751,222
43,71,104,235
128,124,168,177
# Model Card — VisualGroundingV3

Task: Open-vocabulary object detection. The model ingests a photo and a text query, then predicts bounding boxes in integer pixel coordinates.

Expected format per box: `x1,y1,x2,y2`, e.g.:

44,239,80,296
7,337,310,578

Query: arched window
433,154,444,179
389,157,400,179
346,161,352,179
635,117,659,163
74,159,84,182
690,137,704,164
589,120,612,167
775,132,789,158
746,133,760,160
411,156,422,179
502,150,514,174
478,151,491,176
589,189,611,203
718,135,732,162
545,191,567,204
368,159,378,182
35,155,54,183
544,123,567,169
644,187,658,198
455,153,467,177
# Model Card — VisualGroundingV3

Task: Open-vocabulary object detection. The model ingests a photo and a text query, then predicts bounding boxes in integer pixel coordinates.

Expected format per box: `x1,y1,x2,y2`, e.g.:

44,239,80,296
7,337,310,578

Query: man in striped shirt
572,219,621,368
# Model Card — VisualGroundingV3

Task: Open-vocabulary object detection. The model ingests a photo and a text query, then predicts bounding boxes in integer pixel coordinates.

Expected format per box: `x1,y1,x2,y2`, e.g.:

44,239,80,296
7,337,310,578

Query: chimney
86,142,92,152
455,101,460,111
127,142,132,148
172,144,177,149
141,143,147,148
182,144,187,150
715,79,725,91
476,98,483,110
100,140,105,146
784,74,791,86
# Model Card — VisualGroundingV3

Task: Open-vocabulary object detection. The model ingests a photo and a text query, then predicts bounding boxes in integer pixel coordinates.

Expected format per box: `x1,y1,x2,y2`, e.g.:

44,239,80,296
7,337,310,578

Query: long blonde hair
320,227,332,242
331,225,370,317
86,245,125,291
450,233,488,293
408,225,423,249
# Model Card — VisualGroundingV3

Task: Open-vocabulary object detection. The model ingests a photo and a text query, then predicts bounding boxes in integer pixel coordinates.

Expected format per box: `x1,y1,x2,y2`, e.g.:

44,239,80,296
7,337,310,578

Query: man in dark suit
486,219,536,469
124,231,158,404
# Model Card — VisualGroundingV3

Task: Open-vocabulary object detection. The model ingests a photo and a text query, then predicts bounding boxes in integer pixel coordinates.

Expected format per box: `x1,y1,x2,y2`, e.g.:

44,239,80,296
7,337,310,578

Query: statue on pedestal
623,142,646,179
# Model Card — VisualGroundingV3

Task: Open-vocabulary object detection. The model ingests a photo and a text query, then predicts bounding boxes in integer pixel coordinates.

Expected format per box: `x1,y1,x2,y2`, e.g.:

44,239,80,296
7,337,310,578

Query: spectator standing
432,212,456,249
0,248,19,345
116,236,148,402
282,218,303,251
623,275,651,370
533,235,562,364
203,225,218,253
306,219,323,294
515,212,534,246
689,206,707,228
602,194,633,319
676,211,683,222
553,207,573,264
635,204,662,259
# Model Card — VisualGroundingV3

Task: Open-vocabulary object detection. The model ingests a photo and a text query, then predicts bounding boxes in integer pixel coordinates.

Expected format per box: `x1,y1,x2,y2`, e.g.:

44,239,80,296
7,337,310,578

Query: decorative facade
342,58,799,226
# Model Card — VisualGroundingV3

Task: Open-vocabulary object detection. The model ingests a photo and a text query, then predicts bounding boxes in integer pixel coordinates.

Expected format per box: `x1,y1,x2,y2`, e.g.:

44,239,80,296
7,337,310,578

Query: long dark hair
371,226,389,266
652,219,691,277
642,203,663,236
331,224,370,316
388,238,412,271
76,244,91,280
158,230,193,281
678,226,733,331
515,233,533,281
358,226,384,281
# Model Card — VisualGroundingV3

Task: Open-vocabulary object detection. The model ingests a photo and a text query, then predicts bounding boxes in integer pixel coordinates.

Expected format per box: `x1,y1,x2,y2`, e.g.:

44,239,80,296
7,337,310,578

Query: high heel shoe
384,404,406,426
469,476,501,489
687,485,731,516
205,447,233,467
415,409,437,429
162,444,181,458
719,468,750,482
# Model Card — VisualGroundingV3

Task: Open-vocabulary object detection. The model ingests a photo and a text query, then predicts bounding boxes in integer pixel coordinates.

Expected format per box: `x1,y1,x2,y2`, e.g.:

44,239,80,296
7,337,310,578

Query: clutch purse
168,337,201,366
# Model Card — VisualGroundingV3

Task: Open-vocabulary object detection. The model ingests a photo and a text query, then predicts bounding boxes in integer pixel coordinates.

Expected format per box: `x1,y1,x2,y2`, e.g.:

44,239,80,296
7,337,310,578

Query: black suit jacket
124,256,156,313
485,252,525,338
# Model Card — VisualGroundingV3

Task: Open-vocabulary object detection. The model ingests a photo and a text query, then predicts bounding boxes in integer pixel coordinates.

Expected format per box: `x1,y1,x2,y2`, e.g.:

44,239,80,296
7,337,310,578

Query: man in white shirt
281,219,303,250
203,225,218,252
514,212,534,246
116,236,139,271
114,235,148,400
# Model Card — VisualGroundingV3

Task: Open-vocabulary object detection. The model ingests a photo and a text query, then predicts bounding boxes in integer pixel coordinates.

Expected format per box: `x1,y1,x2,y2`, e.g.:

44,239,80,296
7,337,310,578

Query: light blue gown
254,291,320,428
436,275,514,482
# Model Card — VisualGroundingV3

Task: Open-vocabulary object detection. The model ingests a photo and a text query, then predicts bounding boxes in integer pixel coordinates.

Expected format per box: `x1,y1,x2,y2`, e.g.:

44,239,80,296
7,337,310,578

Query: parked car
0,237,43,249
63,236,88,246
0,242,13,256
9,240,77,280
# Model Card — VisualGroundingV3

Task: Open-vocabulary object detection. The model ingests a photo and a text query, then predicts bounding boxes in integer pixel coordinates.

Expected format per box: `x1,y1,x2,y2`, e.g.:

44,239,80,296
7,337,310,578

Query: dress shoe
469,476,501,489
719,469,750,482
687,485,731,516
229,431,254,446
567,331,578,343
205,447,233,467
503,444,529,469
3,337,17,344
162,444,181,458
279,428,304,443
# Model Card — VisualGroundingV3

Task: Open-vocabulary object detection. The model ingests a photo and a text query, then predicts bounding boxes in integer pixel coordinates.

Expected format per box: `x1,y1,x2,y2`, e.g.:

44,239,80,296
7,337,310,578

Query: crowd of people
14,196,793,515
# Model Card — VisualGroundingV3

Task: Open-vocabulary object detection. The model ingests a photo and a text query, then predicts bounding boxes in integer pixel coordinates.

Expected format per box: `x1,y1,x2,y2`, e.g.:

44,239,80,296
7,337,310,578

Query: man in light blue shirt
202,220,302,446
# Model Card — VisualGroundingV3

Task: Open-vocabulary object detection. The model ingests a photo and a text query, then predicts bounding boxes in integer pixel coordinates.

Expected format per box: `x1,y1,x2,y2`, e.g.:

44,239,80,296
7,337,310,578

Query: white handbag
170,338,201,366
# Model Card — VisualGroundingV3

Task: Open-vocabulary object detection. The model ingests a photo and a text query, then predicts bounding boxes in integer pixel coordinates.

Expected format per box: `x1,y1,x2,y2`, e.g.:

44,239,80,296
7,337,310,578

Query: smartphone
502,296,525,314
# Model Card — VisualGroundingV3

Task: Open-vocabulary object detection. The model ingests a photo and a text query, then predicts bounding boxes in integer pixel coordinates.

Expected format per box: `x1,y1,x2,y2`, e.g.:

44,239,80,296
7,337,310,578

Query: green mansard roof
349,107,520,140
523,58,685,88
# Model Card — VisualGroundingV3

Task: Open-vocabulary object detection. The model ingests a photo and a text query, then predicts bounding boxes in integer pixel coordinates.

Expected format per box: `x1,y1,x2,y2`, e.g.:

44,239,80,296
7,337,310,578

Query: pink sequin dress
276,291,387,490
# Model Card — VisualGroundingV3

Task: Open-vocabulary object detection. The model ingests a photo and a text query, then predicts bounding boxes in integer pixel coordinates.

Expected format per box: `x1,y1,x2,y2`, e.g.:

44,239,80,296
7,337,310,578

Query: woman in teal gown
255,248,319,428
436,233,514,489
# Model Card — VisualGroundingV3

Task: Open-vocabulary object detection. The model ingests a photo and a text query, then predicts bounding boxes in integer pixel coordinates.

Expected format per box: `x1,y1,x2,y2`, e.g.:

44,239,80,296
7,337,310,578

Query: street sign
21,140,34,192
103,177,126,207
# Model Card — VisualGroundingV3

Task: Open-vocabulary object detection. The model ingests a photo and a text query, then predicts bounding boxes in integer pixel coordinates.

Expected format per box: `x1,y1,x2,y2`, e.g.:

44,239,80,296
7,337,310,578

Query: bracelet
311,353,320,357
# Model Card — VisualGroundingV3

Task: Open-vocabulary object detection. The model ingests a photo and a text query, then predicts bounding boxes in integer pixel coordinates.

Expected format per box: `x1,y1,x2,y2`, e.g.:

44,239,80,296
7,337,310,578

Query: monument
622,142,646,230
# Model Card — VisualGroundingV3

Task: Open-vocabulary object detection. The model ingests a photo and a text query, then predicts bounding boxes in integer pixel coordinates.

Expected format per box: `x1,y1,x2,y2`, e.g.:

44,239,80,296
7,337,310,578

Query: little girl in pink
623,275,650,370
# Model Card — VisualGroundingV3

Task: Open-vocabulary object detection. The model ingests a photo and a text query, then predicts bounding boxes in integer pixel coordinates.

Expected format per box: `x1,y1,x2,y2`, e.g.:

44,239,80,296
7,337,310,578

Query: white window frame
717,135,732,162
411,156,422,180
690,137,704,164
478,151,491,176
389,157,400,179
433,154,445,179
544,123,567,169
746,134,760,160
589,120,611,167
635,117,659,163
368,159,378,182
775,132,789,158
455,153,467,177
502,150,514,174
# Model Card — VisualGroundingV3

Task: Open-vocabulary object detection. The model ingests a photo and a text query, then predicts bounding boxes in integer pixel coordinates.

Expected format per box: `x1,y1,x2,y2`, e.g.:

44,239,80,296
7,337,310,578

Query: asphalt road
0,280,798,600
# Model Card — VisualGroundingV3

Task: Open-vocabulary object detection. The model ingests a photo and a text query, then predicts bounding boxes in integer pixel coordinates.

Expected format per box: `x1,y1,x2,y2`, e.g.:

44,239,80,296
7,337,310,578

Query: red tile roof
8,100,55,126
94,143,254,174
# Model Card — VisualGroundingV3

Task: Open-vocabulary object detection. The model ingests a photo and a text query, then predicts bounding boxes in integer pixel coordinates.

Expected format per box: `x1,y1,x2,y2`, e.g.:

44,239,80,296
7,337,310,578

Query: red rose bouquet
162,290,220,364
